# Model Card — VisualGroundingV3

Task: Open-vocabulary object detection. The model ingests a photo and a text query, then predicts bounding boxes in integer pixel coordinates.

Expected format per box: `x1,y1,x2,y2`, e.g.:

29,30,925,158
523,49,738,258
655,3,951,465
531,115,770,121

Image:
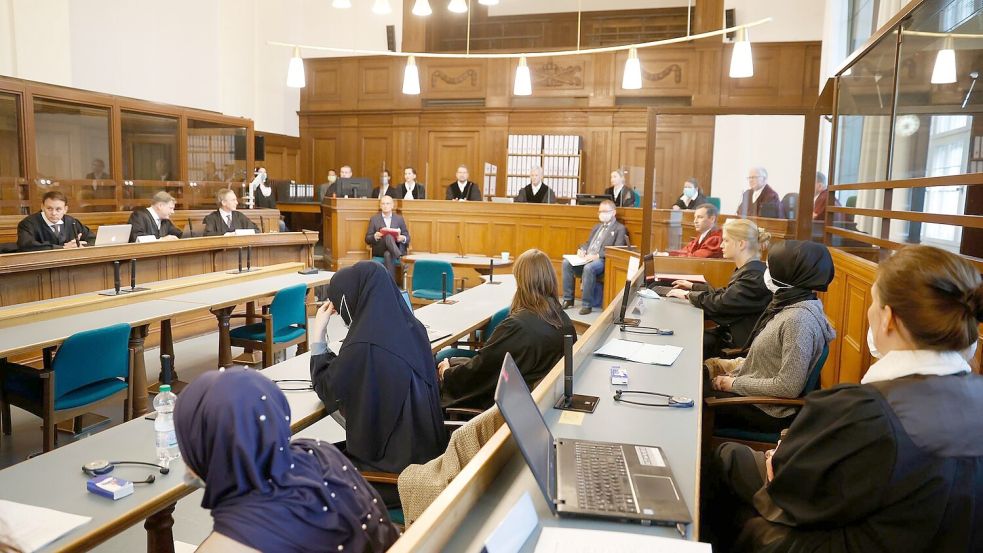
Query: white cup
501,251,510,261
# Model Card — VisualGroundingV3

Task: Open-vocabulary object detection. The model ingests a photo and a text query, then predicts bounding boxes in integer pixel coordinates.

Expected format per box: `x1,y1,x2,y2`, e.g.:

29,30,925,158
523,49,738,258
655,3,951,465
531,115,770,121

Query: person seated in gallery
318,168,338,201
514,166,556,203
364,195,409,281
309,262,447,477
666,218,772,359
560,200,630,315
672,177,708,210
371,169,395,198
128,191,183,242
660,203,723,258
249,166,278,210
85,158,110,180
174,368,400,552
703,240,835,434
707,245,983,553
16,190,95,251
395,166,426,200
812,170,841,221
202,189,260,236
737,166,783,219
445,165,481,201
603,169,635,207
438,249,576,410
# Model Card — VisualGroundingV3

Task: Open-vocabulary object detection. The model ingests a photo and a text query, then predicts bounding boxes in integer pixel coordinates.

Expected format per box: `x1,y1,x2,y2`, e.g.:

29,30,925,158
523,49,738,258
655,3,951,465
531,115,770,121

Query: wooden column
128,325,151,416
145,503,176,553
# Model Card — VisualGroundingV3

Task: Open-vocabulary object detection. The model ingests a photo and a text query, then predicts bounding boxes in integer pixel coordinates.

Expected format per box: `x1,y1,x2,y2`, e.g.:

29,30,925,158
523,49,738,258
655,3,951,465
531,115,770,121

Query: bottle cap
159,385,171,393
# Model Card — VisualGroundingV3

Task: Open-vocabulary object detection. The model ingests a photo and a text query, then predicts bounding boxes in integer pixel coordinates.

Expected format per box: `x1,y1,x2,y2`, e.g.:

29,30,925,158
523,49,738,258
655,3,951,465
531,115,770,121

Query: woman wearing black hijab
309,261,447,475
704,240,836,433
174,368,399,553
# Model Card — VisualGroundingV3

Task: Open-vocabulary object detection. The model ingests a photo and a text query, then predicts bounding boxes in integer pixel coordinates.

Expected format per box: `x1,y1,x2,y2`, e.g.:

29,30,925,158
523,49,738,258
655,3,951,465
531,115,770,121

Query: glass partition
187,119,248,209
122,111,179,181
0,93,21,178
33,98,111,180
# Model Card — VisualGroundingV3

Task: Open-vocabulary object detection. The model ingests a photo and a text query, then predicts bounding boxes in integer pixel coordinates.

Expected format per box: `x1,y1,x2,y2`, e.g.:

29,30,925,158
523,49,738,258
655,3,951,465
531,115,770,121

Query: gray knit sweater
731,299,835,418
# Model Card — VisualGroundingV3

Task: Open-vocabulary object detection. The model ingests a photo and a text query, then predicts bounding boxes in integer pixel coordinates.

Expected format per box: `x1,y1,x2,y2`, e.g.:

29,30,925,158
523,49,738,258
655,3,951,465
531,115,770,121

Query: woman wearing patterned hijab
175,368,399,552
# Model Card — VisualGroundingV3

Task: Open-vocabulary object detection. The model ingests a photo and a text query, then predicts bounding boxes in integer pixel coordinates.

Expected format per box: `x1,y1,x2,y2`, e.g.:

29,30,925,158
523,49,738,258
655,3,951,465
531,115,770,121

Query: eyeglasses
746,176,762,181
598,209,614,214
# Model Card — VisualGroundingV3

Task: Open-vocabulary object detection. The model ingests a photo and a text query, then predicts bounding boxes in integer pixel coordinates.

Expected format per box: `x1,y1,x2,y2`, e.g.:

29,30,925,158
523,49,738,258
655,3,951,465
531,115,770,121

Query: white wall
710,115,805,215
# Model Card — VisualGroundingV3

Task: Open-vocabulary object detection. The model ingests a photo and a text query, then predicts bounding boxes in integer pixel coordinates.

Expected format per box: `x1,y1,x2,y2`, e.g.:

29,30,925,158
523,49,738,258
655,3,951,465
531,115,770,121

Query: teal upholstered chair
0,323,133,452
704,344,829,450
411,259,455,301
631,188,641,207
435,306,510,363
706,196,721,211
229,283,308,368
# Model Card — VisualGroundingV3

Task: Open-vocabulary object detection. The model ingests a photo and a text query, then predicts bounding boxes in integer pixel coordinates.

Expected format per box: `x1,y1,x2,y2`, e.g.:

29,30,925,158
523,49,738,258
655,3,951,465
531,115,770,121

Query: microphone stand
486,258,500,285
100,260,125,296
128,258,148,292
297,229,319,275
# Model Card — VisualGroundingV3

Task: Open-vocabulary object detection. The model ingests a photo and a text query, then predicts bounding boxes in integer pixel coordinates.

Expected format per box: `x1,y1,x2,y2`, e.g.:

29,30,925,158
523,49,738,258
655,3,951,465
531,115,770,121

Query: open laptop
494,353,691,527
94,224,132,246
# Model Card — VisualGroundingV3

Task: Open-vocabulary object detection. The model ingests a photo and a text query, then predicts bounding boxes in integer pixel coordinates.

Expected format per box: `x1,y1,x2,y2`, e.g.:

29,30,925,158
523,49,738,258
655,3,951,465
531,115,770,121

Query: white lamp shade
372,0,393,14
448,0,468,13
332,0,352,7
403,56,421,95
622,48,642,90
514,56,532,96
729,40,754,78
286,48,306,88
478,0,499,4
931,39,957,84
412,0,433,15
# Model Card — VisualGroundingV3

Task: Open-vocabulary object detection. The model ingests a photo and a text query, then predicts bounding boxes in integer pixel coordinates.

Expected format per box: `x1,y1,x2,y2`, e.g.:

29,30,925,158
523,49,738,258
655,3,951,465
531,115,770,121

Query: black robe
253,186,276,209
673,191,709,210
202,210,260,236
309,262,446,474
16,212,96,250
733,374,983,552
514,184,556,203
604,185,636,207
393,183,426,200
687,260,771,358
441,309,576,410
445,181,482,201
127,208,183,242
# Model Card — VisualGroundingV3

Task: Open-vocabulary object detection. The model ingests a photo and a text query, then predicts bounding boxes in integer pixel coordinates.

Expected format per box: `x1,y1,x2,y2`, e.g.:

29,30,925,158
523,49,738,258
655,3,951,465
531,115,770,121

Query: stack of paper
563,254,589,267
0,500,91,552
594,338,683,366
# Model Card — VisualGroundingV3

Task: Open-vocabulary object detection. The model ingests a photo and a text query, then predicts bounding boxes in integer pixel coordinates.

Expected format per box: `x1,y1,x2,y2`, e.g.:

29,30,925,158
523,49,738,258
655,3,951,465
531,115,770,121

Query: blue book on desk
86,475,134,500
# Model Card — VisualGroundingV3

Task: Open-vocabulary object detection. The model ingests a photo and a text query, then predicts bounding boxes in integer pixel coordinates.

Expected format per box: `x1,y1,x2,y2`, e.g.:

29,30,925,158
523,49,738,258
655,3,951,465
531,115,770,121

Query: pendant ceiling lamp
931,36,957,84
729,27,754,78
286,47,306,88
514,55,532,96
622,47,642,89
448,0,468,13
403,56,421,95
412,0,433,16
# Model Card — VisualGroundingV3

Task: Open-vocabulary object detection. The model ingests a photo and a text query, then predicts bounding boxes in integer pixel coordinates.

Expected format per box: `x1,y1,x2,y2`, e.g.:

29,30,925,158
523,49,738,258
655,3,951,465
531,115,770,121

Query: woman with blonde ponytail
667,218,773,358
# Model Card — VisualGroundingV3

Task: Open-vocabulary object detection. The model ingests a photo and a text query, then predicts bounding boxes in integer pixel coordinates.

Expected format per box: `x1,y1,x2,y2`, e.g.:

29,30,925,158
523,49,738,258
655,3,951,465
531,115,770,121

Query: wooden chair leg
145,502,176,553
43,418,55,452
262,346,272,369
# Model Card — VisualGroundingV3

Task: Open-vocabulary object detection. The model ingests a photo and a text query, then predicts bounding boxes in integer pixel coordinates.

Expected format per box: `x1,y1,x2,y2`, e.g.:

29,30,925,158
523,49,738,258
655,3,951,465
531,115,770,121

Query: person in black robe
514,166,556,203
16,190,95,251
706,244,983,552
672,177,709,210
438,249,576,410
603,169,635,207
201,189,260,236
309,261,447,476
127,191,183,242
445,165,482,201
665,218,772,358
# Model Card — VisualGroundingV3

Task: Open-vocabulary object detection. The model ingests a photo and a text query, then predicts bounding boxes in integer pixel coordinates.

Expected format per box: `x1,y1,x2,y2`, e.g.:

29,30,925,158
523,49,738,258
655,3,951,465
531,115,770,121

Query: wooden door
427,131,480,199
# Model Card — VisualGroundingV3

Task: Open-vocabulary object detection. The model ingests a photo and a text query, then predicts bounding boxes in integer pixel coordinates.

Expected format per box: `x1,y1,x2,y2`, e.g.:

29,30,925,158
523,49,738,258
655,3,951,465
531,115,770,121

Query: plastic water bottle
153,385,180,463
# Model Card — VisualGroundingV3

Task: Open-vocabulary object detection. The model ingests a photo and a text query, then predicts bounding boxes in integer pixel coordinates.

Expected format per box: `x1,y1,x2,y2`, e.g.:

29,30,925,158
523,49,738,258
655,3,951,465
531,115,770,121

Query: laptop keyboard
574,442,637,513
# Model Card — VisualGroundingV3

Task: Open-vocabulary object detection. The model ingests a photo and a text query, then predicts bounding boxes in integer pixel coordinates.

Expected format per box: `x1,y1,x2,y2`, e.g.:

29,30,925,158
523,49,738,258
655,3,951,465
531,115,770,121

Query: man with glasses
561,200,629,315
737,166,783,219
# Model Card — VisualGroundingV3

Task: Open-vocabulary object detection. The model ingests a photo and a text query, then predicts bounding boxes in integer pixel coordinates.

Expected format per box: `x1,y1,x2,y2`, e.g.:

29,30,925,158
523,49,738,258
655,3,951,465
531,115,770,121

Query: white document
135,235,157,243
534,527,710,553
595,338,683,366
563,254,589,267
0,499,91,552
234,228,257,236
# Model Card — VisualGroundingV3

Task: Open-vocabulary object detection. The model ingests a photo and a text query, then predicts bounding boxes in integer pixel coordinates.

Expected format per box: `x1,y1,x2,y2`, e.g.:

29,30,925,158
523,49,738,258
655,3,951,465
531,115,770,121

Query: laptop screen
494,353,556,512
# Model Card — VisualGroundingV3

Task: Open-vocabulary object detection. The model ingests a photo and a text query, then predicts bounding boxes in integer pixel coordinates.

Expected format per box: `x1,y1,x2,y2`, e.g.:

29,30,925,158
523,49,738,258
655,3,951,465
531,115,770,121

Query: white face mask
599,212,613,224
867,327,882,359
684,187,697,199
382,177,390,185
762,267,791,294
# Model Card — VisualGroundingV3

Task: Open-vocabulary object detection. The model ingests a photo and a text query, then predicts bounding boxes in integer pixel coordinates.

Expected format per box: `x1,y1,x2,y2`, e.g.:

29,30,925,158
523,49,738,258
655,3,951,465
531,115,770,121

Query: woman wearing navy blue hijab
310,261,447,474
174,368,399,553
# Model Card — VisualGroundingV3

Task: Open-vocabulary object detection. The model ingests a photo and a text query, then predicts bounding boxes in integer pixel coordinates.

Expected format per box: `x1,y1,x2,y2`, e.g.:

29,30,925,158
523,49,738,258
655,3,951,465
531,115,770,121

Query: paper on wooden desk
0,499,91,552
563,254,589,267
534,527,710,553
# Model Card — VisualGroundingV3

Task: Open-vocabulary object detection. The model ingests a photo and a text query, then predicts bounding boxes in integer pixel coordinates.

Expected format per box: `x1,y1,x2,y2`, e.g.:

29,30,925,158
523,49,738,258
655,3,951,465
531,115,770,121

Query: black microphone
237,248,243,273
297,229,319,275
160,354,173,386
130,259,136,290
187,217,193,238
113,261,121,294
456,234,465,258
72,220,81,247
563,334,574,399
441,272,448,303
489,259,494,283
246,245,252,271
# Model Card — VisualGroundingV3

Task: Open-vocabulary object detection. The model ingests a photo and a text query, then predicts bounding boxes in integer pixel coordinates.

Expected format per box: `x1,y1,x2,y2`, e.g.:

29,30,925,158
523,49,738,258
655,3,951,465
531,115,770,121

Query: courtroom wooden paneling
258,132,301,182
427,131,481,197
298,41,821,195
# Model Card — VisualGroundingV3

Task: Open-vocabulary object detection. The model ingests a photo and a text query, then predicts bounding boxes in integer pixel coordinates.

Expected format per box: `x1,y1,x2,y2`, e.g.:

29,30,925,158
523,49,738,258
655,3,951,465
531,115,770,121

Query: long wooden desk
389,281,705,551
0,264,331,415
323,199,795,305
